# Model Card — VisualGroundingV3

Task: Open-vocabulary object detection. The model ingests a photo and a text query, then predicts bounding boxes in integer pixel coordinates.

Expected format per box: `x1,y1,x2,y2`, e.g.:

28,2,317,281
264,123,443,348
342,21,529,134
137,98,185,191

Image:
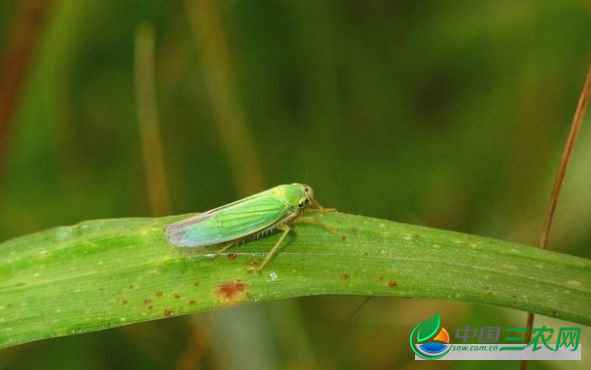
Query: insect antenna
349,296,373,320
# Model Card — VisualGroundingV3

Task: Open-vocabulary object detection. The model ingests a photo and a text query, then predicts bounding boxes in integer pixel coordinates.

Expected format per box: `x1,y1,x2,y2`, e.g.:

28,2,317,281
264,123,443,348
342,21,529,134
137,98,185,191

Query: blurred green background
1,0,590,369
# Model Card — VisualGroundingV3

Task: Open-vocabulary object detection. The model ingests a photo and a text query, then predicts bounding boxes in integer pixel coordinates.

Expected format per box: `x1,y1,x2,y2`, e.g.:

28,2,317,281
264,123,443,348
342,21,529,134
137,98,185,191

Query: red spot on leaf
228,253,237,260
387,280,398,287
340,273,350,280
163,309,174,317
216,280,249,303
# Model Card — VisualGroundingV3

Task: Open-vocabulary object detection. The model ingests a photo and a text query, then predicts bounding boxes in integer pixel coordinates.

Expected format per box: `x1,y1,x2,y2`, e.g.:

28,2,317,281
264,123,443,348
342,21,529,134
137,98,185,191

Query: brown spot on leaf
156,291,163,297
189,300,196,306
247,258,259,266
147,305,153,310
350,226,359,233
387,280,398,287
163,309,174,317
193,282,200,286
340,273,350,280
174,294,181,299
144,299,152,304
486,290,493,295
121,300,128,305
228,253,237,260
377,276,384,282
216,280,249,303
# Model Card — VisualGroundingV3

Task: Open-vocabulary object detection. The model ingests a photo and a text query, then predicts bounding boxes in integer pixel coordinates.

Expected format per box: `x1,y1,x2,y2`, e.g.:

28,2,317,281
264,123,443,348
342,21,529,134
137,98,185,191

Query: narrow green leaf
1,212,590,349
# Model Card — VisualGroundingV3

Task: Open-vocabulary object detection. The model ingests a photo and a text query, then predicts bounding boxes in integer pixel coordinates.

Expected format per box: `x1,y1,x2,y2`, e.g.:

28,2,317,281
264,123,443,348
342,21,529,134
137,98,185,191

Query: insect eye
298,201,304,207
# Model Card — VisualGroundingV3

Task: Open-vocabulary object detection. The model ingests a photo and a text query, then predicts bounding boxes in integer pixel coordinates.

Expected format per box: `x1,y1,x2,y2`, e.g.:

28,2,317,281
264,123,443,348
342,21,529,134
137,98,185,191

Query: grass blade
0,212,589,349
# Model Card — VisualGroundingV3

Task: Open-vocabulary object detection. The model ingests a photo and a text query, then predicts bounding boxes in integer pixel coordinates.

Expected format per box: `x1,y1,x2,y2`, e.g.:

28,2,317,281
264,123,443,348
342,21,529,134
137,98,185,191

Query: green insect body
165,183,344,270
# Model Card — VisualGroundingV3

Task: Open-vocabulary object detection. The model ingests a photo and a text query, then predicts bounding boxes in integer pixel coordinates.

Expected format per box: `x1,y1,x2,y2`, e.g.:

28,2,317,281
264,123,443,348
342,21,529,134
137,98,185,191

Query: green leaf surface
1,212,590,349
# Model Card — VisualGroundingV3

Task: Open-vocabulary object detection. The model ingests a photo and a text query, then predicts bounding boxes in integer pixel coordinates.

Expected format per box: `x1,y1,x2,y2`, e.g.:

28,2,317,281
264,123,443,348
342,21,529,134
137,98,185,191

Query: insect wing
166,194,293,247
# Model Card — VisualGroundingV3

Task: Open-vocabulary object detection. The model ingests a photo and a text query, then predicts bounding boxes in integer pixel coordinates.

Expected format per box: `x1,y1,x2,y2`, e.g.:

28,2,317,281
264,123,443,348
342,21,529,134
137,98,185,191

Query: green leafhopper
165,183,345,271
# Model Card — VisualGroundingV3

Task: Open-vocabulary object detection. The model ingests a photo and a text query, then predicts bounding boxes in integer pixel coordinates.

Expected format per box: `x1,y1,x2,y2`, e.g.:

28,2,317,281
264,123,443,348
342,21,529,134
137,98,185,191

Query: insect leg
256,224,291,272
212,242,236,259
294,216,346,240
310,198,337,213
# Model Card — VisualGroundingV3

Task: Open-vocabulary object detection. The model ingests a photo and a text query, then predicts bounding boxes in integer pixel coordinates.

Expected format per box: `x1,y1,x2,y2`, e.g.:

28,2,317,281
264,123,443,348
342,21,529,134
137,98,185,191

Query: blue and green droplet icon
410,313,452,360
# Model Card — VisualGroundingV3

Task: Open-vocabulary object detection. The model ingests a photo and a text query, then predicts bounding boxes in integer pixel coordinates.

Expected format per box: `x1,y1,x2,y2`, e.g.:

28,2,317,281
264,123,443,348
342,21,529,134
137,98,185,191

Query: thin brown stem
521,57,591,370
134,24,171,216
539,61,591,251
0,0,52,183
184,0,265,196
